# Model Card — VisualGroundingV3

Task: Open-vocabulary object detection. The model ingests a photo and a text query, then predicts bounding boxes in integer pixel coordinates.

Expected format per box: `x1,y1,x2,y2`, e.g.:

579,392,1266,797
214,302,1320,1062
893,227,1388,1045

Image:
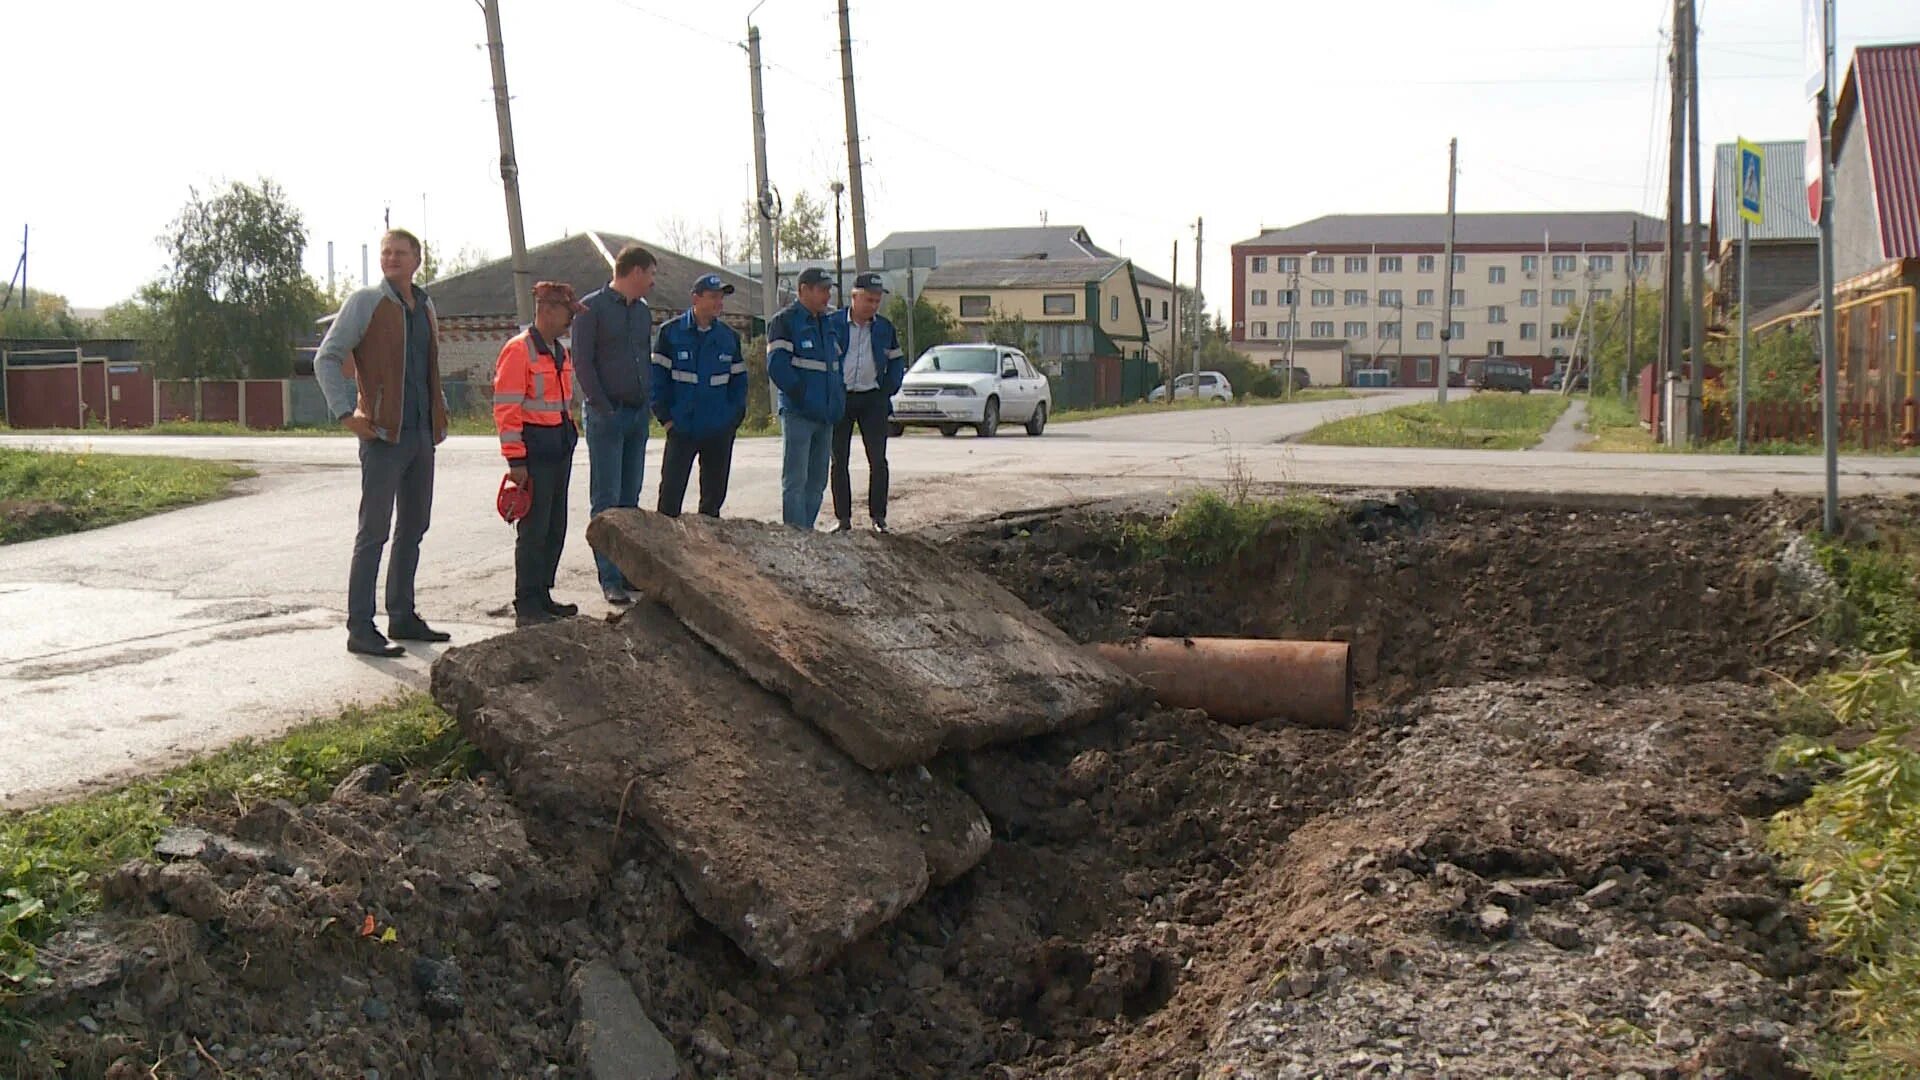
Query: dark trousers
831,388,892,525
514,455,571,607
349,428,434,631
656,428,736,518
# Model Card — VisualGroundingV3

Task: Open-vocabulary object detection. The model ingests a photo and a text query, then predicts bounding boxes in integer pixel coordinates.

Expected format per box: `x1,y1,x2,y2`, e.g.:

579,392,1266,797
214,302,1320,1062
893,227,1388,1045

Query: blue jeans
585,404,649,588
780,410,833,529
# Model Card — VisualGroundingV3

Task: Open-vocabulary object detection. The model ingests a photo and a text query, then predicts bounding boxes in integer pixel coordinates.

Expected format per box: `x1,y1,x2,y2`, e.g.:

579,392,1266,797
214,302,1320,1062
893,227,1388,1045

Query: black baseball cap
854,272,888,294
796,267,835,288
692,273,735,296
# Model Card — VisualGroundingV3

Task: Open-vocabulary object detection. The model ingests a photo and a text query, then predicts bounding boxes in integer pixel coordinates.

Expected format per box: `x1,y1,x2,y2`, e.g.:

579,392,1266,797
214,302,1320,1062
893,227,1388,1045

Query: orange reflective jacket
492,329,575,462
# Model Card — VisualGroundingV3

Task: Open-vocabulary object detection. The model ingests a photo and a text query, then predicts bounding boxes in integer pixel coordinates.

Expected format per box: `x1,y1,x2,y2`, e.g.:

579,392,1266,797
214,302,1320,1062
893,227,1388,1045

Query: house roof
1239,211,1669,249
872,225,1174,290
1709,140,1818,249
922,257,1128,290
425,232,763,320
1835,42,1920,261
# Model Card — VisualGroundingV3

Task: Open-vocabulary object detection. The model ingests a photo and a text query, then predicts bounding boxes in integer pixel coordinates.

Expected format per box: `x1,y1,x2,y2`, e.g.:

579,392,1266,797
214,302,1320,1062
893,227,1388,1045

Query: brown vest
349,290,448,442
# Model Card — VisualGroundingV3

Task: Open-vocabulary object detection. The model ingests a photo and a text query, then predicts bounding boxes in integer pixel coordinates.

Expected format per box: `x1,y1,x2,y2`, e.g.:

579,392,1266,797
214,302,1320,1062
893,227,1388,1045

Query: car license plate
896,402,937,414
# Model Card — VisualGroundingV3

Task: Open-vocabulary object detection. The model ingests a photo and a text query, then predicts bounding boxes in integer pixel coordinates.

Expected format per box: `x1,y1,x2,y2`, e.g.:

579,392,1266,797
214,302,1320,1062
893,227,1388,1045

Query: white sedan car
1148,370,1234,403
889,344,1052,437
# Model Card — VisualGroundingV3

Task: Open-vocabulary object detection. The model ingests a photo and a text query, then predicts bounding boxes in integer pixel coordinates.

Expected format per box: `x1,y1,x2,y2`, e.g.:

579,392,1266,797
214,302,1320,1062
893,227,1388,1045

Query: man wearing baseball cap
650,274,747,518
826,272,906,533
766,266,845,528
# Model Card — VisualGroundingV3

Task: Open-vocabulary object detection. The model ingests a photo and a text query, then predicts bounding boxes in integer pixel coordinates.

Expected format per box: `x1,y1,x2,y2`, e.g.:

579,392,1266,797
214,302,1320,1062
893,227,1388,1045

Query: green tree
0,290,93,340
1570,287,1697,398
156,179,323,378
1708,320,1818,404
96,283,174,363
981,307,1040,354
737,189,835,266
882,296,960,361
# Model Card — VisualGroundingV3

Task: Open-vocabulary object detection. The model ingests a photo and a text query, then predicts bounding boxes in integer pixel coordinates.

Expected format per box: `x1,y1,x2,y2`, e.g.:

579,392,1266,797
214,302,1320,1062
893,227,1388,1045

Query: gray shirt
843,317,878,391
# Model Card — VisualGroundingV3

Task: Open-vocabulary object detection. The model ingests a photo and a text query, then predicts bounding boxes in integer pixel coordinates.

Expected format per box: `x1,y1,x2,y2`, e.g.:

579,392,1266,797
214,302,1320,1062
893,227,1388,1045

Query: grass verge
1053,389,1356,424
0,448,252,543
1767,531,1920,1076
1298,393,1570,450
0,695,471,997
1121,488,1338,567
1580,394,1655,453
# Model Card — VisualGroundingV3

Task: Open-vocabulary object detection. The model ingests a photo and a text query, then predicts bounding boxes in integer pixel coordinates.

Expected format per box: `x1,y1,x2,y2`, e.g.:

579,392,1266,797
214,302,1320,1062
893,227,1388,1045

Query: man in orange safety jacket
494,280,584,627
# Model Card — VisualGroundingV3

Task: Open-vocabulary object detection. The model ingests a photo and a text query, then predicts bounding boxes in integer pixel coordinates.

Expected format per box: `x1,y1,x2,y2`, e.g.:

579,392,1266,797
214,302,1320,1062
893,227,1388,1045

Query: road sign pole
1738,216,1749,453
1736,137,1764,455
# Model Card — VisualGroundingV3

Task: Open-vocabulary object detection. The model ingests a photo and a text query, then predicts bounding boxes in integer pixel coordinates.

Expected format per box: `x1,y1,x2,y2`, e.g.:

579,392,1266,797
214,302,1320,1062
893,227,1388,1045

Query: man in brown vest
315,228,451,657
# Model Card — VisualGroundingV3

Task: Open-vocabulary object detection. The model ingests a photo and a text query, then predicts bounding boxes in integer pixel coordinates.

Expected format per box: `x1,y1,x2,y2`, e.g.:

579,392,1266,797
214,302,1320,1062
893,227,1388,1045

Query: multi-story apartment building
1231,212,1669,387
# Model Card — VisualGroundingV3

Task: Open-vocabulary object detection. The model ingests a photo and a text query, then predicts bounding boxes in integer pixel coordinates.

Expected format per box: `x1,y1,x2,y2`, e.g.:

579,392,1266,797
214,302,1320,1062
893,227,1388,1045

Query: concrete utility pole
1684,0,1706,442
1438,137,1458,405
746,16,780,328
1167,240,1178,399
1662,0,1686,444
1625,224,1638,400
837,0,871,272
1814,0,1839,533
327,241,335,297
1190,218,1203,384
1285,262,1302,397
361,244,369,287
481,0,534,325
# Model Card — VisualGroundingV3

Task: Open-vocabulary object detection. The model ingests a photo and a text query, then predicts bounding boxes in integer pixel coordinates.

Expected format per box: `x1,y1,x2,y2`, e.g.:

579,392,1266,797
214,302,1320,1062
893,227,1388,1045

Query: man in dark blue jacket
572,245,656,604
766,267,844,529
827,272,906,533
651,275,748,518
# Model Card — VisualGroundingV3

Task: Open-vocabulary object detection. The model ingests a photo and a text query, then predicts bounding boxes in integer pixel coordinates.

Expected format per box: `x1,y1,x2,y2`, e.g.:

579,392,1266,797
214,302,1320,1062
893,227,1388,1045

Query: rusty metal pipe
1094,637,1352,730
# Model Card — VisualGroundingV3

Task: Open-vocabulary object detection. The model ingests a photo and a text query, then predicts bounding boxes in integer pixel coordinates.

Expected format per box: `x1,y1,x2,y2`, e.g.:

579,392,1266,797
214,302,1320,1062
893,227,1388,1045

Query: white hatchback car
889,344,1052,437
1148,370,1234,403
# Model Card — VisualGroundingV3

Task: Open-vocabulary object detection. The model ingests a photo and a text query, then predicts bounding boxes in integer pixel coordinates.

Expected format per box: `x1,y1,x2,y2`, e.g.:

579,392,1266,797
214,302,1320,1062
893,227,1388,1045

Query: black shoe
830,520,853,534
514,605,558,628
602,586,633,606
542,597,580,618
347,627,406,657
387,616,451,643
872,520,890,535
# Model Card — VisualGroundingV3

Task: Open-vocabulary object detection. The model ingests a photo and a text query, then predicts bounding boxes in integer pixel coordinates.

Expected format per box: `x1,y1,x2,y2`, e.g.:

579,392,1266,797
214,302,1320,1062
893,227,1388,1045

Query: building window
1487,305,1507,324
1417,255,1436,273
1633,254,1651,274
1416,322,1435,340
1551,288,1575,307
1252,321,1268,338
1417,357,1434,382
1452,255,1466,272
1486,341,1505,356
1311,320,1335,337
1043,294,1075,316
1449,321,1466,340
1552,254,1578,273
1551,323,1575,339
1345,256,1368,273
1519,322,1538,340
959,295,991,318
1488,265,1506,284
1379,256,1403,273
1312,289,1334,306
1416,288,1435,306
1590,255,1614,273
1161,301,1169,319
1277,257,1300,273
1344,321,1368,339
1311,256,1334,274
1520,289,1539,308
1451,289,1466,306
1110,296,1120,321
1251,289,1268,306
1379,288,1403,307
1251,257,1268,274
1277,288,1298,306
1379,321,1401,339
1277,322,1295,340
1521,255,1539,273
1591,288,1614,302
1344,289,1368,306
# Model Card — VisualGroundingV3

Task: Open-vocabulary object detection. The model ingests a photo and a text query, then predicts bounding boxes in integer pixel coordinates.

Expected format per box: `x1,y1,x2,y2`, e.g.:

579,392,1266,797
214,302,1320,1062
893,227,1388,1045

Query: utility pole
361,244,369,287
1285,263,1301,398
837,0,871,272
1190,218,1203,383
5,225,27,311
1624,224,1637,400
1814,0,1839,533
1438,137,1458,404
1684,0,1706,443
1167,240,1178,400
1662,0,1686,444
327,241,336,298
480,0,534,325
746,15,780,328
830,181,846,298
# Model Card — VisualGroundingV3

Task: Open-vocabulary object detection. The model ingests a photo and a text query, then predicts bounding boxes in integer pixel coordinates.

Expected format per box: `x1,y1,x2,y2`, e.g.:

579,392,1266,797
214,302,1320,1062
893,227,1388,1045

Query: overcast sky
7,0,1915,312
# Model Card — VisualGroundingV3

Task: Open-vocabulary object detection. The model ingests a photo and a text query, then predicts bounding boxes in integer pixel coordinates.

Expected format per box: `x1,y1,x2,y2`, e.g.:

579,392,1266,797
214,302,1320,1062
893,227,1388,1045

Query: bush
1123,489,1336,567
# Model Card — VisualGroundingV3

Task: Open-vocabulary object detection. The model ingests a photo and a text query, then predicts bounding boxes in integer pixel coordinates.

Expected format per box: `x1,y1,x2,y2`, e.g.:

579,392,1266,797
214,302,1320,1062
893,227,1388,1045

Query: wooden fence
1701,399,1907,449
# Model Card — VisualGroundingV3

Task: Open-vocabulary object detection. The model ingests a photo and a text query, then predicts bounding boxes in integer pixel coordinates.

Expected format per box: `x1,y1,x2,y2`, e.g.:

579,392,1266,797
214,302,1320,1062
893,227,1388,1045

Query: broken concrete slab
585,511,1146,770
568,959,680,1080
430,609,992,974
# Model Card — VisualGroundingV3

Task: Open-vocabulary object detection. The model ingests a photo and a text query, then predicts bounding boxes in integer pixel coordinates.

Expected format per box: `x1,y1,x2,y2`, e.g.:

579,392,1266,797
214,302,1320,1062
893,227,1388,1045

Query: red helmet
497,473,533,524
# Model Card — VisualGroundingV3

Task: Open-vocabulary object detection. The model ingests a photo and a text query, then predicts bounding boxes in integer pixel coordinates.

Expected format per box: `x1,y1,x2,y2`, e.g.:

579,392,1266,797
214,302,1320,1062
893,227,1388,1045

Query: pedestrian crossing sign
1738,139,1765,226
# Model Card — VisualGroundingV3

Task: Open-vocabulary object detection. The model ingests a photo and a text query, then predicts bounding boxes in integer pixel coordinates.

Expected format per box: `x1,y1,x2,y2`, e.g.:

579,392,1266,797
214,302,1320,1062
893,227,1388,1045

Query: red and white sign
1806,116,1823,223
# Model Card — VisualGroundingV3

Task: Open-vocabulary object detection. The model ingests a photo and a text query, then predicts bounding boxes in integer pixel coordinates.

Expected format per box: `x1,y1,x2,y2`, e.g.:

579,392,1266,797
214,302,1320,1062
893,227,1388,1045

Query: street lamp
830,181,846,299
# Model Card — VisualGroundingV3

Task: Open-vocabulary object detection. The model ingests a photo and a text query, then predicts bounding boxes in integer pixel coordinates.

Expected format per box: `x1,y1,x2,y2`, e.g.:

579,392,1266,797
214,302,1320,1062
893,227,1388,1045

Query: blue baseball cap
854,272,888,294
691,273,735,296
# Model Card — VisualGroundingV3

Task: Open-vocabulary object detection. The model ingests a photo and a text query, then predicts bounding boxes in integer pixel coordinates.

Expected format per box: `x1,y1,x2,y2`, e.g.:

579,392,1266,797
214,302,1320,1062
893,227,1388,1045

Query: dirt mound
947,493,1833,701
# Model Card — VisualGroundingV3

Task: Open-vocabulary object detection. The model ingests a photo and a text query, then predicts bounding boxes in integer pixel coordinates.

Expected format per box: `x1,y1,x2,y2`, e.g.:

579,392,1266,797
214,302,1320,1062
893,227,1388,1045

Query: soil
6,492,1869,1078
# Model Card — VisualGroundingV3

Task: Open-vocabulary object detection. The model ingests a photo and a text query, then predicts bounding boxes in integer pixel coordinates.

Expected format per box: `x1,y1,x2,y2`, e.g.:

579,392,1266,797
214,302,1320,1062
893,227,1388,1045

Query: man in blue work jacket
572,244,656,605
827,272,906,533
651,274,748,518
766,266,844,529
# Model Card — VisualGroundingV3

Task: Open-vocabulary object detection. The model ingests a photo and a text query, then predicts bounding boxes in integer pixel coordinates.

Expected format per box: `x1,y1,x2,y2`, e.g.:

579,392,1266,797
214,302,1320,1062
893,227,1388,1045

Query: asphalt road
6,392,1920,807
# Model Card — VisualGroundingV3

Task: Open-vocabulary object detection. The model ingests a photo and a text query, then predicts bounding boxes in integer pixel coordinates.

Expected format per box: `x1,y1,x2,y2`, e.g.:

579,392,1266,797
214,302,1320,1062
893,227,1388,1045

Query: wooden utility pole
1661,0,1686,444
746,19,779,327
837,0,871,272
1624,224,1638,400
1438,137,1458,404
1813,0,1839,532
1190,218,1203,383
480,0,533,325
1167,240,1178,400
1684,0,1706,442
